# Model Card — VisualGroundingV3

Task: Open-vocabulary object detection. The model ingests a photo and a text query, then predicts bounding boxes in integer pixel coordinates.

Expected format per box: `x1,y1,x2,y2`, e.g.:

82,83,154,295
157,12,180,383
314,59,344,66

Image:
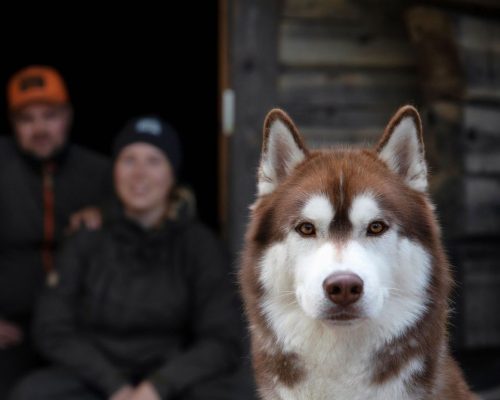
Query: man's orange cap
7,65,69,112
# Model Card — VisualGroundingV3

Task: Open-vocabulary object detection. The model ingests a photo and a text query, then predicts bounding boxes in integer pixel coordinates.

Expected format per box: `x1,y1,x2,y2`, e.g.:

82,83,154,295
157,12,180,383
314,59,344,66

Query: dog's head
249,106,441,340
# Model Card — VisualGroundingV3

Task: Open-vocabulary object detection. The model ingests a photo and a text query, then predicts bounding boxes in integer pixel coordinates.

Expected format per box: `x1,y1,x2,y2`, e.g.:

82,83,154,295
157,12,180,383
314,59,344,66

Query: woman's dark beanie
112,116,182,177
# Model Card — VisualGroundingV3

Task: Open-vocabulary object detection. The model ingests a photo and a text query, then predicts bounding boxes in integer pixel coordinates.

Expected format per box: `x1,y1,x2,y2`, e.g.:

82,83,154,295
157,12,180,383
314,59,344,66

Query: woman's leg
9,367,103,400
0,340,42,399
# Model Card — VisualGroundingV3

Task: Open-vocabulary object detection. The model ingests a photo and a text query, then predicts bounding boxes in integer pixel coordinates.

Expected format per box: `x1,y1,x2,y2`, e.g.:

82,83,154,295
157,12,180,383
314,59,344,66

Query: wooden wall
453,13,500,348
277,0,419,148
227,0,500,350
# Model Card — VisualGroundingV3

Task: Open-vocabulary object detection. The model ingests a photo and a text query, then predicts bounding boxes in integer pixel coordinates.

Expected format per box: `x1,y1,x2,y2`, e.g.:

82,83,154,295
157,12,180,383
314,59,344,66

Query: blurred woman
10,116,241,400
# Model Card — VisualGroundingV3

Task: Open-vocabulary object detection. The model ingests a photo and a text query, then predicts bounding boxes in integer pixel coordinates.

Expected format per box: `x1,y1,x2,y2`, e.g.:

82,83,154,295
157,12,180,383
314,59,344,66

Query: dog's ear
376,105,428,192
258,109,308,196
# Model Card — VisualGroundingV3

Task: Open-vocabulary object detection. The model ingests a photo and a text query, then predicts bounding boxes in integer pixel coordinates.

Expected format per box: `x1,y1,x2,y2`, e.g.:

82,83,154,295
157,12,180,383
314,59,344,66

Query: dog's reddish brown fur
239,106,477,399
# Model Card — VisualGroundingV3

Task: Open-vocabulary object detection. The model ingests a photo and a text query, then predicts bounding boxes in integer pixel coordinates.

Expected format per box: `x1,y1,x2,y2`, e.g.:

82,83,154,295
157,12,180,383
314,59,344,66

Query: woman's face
114,142,174,214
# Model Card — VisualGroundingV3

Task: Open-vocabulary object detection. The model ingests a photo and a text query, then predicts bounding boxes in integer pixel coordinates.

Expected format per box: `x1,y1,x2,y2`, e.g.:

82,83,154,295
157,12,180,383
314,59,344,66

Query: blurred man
0,65,111,397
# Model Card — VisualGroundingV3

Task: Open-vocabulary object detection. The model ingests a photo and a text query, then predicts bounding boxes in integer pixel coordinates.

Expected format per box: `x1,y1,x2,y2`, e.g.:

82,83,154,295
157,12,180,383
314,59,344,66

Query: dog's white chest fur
259,304,424,400
273,339,423,400
275,366,421,400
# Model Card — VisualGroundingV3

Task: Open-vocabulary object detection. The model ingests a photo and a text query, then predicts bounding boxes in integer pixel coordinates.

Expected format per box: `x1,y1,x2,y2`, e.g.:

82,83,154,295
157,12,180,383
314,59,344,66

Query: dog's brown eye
296,222,316,237
367,221,387,236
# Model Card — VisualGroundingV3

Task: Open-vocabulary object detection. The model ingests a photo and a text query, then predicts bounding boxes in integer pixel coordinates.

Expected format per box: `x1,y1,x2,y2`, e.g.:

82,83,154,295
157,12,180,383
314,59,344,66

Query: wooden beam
228,0,281,256
218,0,229,237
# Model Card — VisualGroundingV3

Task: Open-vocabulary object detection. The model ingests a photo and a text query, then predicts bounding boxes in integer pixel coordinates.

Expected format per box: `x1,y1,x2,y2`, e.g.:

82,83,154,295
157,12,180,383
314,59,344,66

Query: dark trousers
8,368,101,400
9,365,258,400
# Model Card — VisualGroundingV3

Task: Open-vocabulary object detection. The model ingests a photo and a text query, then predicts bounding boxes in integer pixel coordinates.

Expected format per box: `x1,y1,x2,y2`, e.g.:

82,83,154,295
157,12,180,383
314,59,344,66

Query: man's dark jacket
0,136,111,320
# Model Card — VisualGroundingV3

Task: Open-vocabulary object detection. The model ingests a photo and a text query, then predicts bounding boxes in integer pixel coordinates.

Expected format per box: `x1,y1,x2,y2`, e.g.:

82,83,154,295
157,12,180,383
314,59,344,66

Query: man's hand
109,385,134,400
67,207,102,233
129,381,161,400
0,319,23,349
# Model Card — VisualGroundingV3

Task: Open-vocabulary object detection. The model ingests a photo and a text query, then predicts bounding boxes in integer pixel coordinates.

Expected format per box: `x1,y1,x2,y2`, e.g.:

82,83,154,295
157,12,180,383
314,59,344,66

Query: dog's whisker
386,287,407,295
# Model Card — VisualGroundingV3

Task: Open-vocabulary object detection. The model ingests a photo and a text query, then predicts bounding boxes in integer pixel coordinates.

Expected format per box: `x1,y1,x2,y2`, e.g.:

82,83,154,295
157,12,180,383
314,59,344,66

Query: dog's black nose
323,273,364,307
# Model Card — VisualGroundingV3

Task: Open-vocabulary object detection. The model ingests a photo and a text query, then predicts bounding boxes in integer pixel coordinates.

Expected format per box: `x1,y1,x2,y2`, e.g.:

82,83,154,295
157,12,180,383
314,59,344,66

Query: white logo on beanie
135,118,162,136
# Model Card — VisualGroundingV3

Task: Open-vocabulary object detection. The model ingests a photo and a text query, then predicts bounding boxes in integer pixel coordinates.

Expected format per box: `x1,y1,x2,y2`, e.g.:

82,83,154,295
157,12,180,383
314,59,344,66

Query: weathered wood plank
278,70,418,108
454,15,500,50
298,126,382,148
280,20,416,68
464,177,500,235
280,15,407,38
454,15,500,100
309,0,410,20
278,103,396,130
463,106,500,173
464,105,500,135
463,250,500,347
283,0,361,20
359,0,500,10
434,0,500,11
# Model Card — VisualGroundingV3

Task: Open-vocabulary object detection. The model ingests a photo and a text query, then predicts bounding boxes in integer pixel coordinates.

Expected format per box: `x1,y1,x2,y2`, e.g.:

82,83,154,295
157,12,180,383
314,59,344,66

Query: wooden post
228,0,281,256
218,0,230,238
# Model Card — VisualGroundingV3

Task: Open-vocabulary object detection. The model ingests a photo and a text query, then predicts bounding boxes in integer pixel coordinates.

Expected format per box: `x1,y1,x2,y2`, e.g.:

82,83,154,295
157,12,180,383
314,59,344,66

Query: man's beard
26,131,64,161
17,131,67,165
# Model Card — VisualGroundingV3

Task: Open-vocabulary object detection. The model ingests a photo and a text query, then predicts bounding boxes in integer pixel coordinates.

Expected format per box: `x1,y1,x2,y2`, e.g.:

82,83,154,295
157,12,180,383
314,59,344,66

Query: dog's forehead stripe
301,194,334,223
349,193,381,226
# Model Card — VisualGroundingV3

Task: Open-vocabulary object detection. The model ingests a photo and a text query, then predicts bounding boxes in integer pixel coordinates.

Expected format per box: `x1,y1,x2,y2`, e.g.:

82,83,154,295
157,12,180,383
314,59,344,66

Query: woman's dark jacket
32,208,241,399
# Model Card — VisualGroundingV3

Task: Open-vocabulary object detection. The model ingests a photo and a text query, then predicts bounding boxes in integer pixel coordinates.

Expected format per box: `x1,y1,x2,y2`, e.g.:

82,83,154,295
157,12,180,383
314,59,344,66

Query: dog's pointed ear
258,109,308,197
376,106,428,192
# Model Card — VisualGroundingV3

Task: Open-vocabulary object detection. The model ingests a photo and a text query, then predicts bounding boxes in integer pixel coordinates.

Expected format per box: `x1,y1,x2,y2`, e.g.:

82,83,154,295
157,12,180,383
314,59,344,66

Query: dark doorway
0,5,220,231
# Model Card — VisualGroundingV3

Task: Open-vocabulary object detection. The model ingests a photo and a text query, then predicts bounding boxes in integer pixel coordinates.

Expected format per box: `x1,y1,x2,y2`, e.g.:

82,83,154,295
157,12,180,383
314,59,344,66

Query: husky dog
239,106,476,400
